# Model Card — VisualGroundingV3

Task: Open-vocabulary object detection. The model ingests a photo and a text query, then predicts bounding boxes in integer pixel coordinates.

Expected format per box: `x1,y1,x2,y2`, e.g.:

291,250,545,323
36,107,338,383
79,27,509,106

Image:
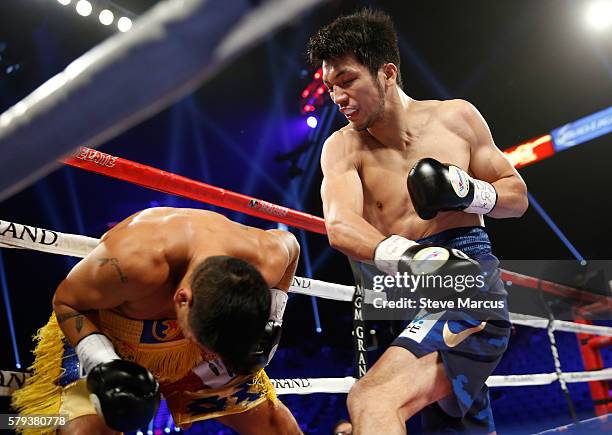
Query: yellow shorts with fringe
11,312,277,432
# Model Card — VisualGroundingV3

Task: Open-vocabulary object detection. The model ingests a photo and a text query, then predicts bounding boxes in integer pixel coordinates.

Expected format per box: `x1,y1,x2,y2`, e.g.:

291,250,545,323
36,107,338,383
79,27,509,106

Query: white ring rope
1,218,611,337
2,369,612,397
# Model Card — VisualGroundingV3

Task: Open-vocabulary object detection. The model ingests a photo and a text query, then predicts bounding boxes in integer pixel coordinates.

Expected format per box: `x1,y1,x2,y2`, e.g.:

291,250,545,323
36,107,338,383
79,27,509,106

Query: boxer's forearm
53,303,101,347
325,211,386,262
487,175,528,219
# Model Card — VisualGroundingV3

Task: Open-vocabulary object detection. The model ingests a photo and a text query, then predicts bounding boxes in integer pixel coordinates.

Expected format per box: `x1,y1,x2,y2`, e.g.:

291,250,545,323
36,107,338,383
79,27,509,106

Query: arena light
57,0,71,5
306,116,318,129
75,0,92,17
117,16,132,32
99,9,114,26
586,1,612,30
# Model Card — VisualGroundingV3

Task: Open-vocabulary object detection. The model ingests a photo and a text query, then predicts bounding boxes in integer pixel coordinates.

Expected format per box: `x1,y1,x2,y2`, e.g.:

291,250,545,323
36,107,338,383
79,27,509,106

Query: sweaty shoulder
434,99,480,143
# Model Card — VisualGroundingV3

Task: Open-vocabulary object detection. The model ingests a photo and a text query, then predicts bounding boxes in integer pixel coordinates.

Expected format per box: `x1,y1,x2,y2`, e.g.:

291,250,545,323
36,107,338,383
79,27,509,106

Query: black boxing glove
408,158,497,220
86,359,160,432
75,333,160,431
374,235,482,308
237,288,287,374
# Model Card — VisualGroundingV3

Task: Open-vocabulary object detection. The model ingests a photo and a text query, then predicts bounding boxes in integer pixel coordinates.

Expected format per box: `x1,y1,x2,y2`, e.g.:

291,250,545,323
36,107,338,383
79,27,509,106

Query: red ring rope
63,146,612,307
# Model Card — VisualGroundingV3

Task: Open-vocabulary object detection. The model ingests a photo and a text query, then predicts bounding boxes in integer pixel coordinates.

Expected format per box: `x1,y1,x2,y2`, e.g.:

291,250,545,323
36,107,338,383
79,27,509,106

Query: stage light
99,9,114,26
586,1,612,30
164,428,171,434
306,116,318,129
57,0,71,5
118,16,132,32
75,0,92,17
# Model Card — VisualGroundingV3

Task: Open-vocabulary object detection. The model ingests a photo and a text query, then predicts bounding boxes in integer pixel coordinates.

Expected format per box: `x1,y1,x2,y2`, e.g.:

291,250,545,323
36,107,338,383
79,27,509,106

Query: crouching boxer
12,208,301,434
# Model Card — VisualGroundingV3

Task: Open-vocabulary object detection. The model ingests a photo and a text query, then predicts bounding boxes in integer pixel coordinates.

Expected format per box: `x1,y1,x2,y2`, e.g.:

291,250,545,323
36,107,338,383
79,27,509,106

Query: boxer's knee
347,379,391,418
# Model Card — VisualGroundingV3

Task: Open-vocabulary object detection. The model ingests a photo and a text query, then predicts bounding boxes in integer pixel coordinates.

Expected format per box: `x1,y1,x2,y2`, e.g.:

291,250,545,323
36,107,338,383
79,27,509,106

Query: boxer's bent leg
216,399,302,435
58,415,119,435
347,347,451,435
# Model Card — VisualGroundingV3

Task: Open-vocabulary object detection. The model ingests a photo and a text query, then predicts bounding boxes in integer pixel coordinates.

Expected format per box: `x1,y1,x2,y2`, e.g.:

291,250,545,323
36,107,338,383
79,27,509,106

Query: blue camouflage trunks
389,226,510,433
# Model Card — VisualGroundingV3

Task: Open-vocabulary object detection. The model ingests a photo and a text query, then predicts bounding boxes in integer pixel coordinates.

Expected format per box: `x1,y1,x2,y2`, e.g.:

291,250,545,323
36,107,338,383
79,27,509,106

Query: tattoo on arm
97,258,128,283
56,310,85,333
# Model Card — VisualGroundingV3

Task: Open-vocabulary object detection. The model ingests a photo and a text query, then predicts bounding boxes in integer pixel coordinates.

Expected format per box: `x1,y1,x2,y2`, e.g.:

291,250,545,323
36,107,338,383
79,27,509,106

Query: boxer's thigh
216,399,301,435
350,346,452,419
58,414,119,435
57,379,119,435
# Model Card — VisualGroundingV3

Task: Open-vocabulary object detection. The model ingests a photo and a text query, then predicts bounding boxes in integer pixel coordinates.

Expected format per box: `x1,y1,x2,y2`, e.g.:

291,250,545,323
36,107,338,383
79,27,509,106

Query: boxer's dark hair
308,8,403,88
189,256,270,373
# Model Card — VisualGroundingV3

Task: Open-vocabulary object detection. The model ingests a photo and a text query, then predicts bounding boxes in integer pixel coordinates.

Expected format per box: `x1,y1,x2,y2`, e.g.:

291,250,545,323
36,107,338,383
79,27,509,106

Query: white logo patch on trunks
448,166,470,198
400,309,446,343
193,358,233,388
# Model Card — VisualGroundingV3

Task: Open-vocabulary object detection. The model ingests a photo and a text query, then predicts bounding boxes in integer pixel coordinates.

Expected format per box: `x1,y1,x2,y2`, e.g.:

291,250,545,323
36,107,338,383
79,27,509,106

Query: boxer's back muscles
53,207,297,346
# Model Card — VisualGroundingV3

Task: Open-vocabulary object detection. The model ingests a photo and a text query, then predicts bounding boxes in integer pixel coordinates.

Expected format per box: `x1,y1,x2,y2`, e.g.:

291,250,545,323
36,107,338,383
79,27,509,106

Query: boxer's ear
382,63,398,85
173,288,193,307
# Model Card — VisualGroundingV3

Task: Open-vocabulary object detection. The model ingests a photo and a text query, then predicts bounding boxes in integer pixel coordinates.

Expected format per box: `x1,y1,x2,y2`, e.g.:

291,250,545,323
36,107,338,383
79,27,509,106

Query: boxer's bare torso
333,99,482,240
94,207,293,320
53,207,297,346
320,53,526,263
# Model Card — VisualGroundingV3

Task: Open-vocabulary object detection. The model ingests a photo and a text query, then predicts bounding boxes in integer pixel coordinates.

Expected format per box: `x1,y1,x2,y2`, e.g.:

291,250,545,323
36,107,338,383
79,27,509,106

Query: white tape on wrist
75,333,120,375
374,235,418,276
465,178,497,215
270,288,288,325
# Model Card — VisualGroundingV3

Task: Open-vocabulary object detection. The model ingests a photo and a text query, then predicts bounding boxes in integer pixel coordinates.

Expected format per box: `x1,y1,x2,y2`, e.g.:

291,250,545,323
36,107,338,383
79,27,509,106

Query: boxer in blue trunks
309,9,528,434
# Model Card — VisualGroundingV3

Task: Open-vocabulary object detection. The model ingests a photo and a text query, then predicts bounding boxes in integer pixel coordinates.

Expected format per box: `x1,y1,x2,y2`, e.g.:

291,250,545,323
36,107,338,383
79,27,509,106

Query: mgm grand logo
270,378,312,389
0,220,58,246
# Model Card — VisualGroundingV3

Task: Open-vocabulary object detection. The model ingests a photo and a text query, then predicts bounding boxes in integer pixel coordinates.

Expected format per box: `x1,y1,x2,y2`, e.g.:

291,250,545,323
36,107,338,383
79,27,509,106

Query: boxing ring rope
0,218,610,337
63,147,326,234
1,219,611,396
0,148,609,406
0,0,326,201
2,369,612,398
63,146,611,307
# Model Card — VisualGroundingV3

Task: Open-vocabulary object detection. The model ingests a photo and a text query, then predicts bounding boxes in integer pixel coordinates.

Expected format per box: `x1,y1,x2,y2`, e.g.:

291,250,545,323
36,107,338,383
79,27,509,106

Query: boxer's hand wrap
239,289,287,374
86,359,160,432
374,235,482,311
75,333,120,375
269,288,288,325
408,158,498,220
374,235,418,276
